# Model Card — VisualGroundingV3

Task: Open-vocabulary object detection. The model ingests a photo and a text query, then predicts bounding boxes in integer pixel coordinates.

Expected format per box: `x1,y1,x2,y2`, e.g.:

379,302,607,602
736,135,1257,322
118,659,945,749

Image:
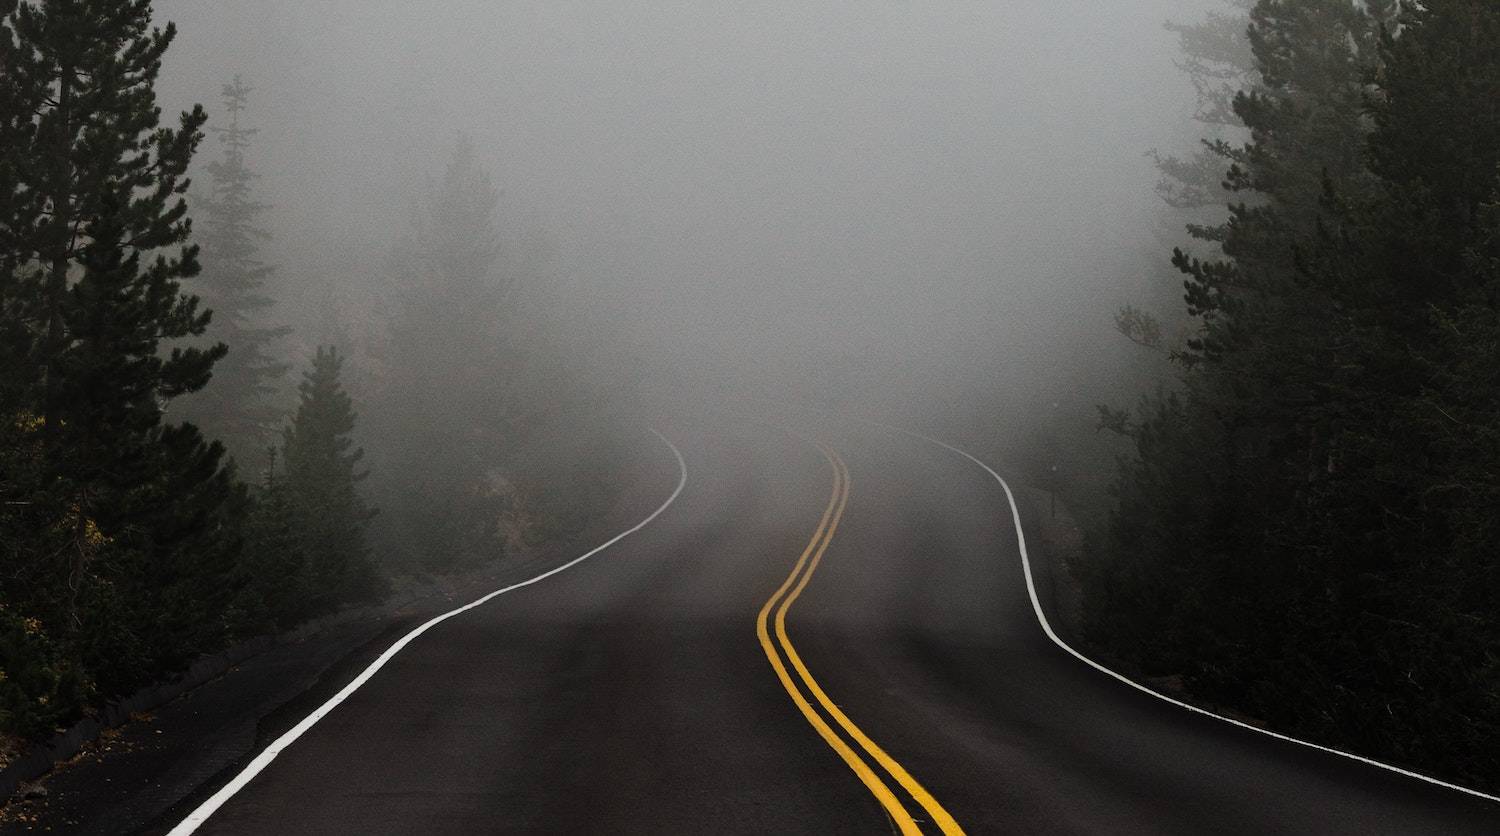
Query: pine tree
233,447,310,631
1096,0,1500,790
180,76,290,473
1296,0,1500,784
281,346,382,610
372,137,509,572
1152,0,1257,219
1176,0,1391,362
1120,0,1258,366
0,0,242,721
0,0,39,410
1096,0,1390,703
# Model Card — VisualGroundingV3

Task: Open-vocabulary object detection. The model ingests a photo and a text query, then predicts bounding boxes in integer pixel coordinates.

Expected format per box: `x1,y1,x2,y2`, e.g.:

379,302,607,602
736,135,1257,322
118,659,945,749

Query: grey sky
153,0,1216,409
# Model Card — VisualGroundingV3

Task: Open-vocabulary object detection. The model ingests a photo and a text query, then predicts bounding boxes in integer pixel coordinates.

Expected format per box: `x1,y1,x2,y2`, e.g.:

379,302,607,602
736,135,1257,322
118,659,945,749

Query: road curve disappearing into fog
168,418,1499,834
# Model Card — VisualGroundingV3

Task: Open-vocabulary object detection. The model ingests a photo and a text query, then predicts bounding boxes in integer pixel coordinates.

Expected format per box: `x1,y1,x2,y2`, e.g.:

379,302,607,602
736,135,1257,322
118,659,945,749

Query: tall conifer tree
1097,0,1500,789
1306,0,1500,783
1097,0,1392,699
181,76,290,472
281,346,382,609
373,138,509,571
1152,0,1257,220
0,0,240,712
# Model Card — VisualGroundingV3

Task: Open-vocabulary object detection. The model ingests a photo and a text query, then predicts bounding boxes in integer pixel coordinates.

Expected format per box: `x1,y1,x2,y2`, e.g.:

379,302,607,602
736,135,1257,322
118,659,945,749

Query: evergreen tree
0,0,241,728
1120,0,1258,366
1152,0,1257,219
1101,0,1392,618
0,0,38,411
1095,0,1500,789
232,447,310,631
1096,0,1381,701
1292,0,1500,782
281,346,382,610
1176,0,1390,361
179,76,290,473
372,137,509,572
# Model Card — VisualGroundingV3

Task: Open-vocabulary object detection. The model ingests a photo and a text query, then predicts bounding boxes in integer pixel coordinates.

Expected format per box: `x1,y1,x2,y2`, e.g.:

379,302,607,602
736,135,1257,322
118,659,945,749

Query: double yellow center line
756,443,965,835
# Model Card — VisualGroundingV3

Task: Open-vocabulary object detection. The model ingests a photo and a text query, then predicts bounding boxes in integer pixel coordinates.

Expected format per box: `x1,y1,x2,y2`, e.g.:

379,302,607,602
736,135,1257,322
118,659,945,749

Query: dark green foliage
1129,2,1257,380
1175,0,1387,360
1094,0,1500,790
0,0,245,738
231,349,386,631
1368,2,1500,285
0,605,86,740
177,77,291,474
231,449,311,632
279,346,383,609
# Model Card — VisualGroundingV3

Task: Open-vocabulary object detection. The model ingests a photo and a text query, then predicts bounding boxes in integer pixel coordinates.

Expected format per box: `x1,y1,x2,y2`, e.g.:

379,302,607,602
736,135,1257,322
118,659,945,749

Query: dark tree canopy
278,346,382,611
1094,0,1500,791
0,0,242,731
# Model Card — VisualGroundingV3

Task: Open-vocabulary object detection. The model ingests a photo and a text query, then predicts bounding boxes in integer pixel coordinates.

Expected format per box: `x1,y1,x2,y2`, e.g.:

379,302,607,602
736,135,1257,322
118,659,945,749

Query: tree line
0,1,594,742
1089,0,1500,792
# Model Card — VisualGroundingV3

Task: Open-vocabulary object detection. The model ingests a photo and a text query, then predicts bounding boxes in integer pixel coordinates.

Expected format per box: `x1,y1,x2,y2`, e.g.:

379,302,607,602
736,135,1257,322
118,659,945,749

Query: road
172,418,1499,834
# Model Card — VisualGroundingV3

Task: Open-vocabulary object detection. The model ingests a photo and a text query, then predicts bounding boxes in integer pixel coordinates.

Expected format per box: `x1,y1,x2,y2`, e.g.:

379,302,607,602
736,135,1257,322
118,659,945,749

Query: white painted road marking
901,425,1500,806
170,429,688,835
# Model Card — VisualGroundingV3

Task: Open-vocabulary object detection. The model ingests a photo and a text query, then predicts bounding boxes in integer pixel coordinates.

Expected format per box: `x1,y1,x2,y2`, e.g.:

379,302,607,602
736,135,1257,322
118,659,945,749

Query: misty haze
1,1,1497,833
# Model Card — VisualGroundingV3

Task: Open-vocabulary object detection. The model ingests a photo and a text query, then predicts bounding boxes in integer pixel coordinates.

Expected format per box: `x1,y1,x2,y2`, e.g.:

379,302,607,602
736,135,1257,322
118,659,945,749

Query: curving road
171,418,1500,834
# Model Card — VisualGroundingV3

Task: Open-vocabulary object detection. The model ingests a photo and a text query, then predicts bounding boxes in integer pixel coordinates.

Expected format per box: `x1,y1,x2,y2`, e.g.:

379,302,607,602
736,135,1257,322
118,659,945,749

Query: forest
0,0,1497,807
1078,0,1500,793
0,0,627,748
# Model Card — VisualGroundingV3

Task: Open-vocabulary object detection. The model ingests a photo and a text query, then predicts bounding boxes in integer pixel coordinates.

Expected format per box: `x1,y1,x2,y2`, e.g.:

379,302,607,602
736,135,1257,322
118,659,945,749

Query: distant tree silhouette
372,138,510,572
179,76,291,474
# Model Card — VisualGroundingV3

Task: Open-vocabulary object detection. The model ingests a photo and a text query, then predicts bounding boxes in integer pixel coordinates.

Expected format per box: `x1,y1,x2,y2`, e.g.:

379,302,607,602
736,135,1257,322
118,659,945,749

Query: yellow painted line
775,449,966,836
756,447,922,835
758,442,967,835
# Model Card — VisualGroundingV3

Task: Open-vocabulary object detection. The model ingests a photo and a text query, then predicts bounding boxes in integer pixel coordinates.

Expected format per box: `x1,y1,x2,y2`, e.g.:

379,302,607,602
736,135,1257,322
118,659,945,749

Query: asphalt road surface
172,418,1500,834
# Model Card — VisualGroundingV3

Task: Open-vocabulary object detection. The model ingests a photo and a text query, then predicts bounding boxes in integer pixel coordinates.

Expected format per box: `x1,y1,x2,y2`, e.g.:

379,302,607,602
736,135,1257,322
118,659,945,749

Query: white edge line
169,428,688,834
884,423,1500,806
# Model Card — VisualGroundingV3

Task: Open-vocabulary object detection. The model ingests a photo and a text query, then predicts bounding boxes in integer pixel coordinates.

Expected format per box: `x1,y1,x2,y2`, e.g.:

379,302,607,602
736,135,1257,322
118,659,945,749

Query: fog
152,0,1212,429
